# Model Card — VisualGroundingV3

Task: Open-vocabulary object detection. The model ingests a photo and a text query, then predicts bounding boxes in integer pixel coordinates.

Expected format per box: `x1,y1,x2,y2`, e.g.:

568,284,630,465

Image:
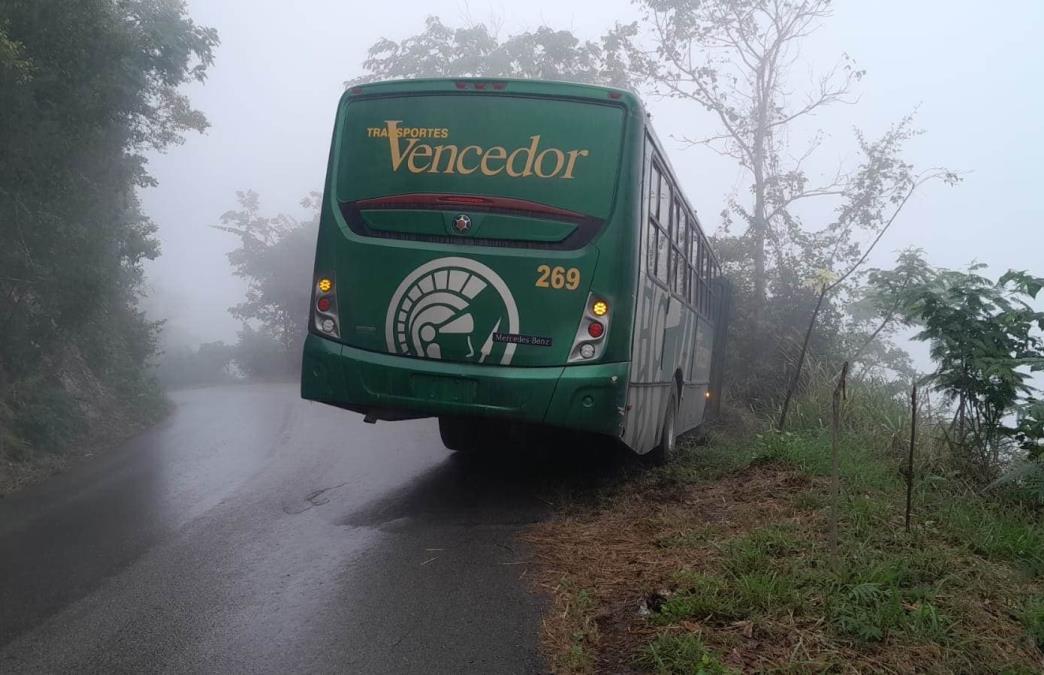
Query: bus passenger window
654,174,671,285
689,263,698,306
648,221,658,277
649,165,660,220
647,165,660,275
674,202,685,247
658,175,671,228
656,228,669,284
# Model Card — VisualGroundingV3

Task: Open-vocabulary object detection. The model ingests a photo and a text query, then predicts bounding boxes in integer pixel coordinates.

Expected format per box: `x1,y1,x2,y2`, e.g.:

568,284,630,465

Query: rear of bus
301,79,642,442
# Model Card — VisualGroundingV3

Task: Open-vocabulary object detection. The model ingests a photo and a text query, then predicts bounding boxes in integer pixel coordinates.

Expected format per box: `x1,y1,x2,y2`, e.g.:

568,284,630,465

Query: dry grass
525,460,813,672
522,439,1044,674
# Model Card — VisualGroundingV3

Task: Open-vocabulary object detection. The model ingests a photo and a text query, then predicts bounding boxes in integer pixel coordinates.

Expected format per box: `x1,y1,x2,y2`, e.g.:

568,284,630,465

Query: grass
1022,597,1044,649
523,403,1044,673
936,498,1044,575
637,633,732,674
553,583,599,672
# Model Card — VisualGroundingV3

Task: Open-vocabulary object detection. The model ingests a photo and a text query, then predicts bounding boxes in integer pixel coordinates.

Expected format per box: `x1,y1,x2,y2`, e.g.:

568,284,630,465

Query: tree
619,1,955,413
868,251,1044,480
215,191,320,377
0,0,217,456
348,16,640,88
626,0,862,321
773,117,958,428
232,325,292,381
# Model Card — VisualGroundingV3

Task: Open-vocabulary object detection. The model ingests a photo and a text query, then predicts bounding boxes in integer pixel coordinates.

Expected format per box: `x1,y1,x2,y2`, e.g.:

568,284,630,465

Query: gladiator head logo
385,257,520,365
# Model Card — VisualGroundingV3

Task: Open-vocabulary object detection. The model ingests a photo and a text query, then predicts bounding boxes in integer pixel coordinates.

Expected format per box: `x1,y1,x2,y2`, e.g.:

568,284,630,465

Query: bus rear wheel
438,416,485,453
645,391,678,466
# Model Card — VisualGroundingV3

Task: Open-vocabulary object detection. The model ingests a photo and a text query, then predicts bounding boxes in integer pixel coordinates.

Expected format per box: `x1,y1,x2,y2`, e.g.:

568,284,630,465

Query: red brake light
317,296,332,312
437,195,493,206
588,321,604,339
354,194,586,221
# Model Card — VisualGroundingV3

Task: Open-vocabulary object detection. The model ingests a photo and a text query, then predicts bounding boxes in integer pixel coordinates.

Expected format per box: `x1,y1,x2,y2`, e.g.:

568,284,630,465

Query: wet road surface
0,383,630,673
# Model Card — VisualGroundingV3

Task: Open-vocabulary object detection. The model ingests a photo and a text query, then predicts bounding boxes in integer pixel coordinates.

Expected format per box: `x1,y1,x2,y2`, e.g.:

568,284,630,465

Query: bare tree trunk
777,284,827,431
752,176,767,328
750,81,770,331
905,384,918,533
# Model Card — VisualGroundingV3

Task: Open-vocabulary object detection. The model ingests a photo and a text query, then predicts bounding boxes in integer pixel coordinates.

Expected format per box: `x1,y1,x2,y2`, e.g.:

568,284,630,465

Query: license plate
409,374,478,403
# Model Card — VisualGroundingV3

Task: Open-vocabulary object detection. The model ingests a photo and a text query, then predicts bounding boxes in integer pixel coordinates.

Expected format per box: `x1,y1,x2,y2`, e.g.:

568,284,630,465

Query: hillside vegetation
525,383,1044,673
0,1,216,491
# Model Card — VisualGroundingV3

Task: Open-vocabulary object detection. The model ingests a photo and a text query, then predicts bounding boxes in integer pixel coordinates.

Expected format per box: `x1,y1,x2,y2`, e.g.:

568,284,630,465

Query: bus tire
438,416,483,453
645,390,678,466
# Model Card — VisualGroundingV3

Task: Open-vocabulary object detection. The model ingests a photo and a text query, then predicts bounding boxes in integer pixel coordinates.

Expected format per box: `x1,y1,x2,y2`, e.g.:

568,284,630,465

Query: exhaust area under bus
302,332,630,437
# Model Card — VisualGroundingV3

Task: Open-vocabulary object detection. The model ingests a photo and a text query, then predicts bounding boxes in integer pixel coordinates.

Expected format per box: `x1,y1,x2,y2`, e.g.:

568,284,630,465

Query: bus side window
682,213,692,301
696,235,704,313
674,202,686,247
656,173,671,284
647,164,660,277
701,238,709,315
689,220,699,306
671,200,682,295
658,172,671,227
702,247,711,316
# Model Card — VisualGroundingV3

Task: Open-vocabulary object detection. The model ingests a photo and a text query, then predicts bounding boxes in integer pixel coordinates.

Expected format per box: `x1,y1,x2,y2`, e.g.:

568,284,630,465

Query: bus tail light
568,294,611,363
313,276,340,339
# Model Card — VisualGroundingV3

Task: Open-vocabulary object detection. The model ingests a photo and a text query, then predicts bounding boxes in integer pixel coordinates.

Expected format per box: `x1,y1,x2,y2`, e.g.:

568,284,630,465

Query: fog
141,0,1044,352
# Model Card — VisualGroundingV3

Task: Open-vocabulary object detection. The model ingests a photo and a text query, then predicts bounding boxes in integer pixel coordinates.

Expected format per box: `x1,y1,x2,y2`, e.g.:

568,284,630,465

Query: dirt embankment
523,447,1044,673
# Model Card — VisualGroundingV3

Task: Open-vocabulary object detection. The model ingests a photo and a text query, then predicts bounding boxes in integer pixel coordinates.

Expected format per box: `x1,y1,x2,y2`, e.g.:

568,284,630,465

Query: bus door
653,175,686,390
659,294,684,384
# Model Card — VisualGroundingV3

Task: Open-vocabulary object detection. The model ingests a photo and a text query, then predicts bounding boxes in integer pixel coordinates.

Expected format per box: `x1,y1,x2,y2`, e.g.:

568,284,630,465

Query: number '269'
535,265,581,290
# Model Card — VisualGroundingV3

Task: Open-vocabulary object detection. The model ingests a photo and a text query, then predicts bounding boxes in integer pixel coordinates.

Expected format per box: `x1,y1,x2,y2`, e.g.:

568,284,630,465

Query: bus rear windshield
335,94,626,221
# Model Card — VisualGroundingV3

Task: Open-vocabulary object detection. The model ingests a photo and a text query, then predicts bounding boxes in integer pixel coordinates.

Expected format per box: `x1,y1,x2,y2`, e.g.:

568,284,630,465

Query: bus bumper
301,333,628,437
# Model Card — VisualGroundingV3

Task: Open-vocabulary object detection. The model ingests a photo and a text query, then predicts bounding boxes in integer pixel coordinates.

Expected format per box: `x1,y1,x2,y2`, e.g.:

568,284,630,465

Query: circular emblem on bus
452,214,472,234
385,257,520,365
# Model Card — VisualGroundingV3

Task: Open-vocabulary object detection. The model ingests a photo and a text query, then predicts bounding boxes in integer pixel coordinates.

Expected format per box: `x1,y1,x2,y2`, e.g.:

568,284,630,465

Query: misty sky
142,0,1044,352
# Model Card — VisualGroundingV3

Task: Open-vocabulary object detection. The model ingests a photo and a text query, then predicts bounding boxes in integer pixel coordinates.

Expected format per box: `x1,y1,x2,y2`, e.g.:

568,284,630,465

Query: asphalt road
0,383,628,673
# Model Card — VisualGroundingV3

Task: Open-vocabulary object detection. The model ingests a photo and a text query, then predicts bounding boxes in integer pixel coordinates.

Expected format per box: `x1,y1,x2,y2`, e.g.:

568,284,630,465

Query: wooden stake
905,384,918,533
830,361,849,559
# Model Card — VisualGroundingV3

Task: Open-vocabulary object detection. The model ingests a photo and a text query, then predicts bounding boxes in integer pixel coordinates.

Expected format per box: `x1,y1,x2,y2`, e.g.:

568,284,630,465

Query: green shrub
10,383,85,453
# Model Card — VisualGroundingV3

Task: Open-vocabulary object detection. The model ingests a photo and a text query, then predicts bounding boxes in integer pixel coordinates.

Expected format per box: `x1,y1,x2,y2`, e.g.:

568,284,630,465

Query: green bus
301,78,727,460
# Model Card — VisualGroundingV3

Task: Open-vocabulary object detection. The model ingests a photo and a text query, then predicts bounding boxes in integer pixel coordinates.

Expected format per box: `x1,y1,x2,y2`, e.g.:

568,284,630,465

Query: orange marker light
592,300,609,317
318,278,333,293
